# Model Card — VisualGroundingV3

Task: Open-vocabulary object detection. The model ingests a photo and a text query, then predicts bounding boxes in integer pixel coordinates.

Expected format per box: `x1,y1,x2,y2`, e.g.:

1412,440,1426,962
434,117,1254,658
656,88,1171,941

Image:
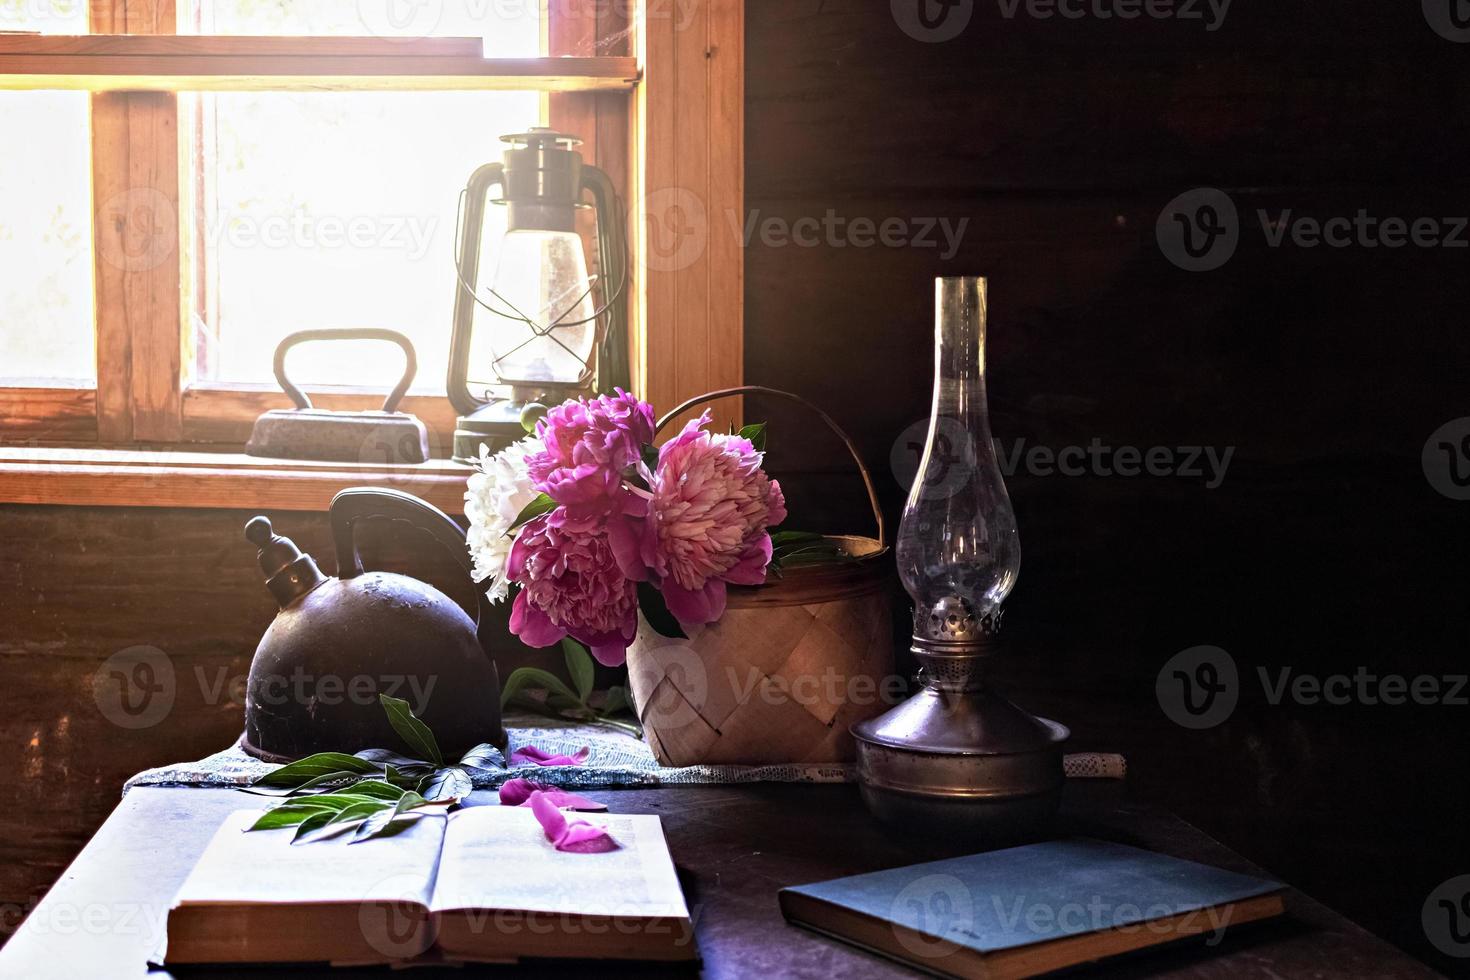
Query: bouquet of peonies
465,390,787,668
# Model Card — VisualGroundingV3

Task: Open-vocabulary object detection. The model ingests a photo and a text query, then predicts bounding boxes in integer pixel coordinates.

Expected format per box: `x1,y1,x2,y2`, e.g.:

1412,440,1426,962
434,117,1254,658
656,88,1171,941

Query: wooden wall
2,1,1468,970
743,0,1470,971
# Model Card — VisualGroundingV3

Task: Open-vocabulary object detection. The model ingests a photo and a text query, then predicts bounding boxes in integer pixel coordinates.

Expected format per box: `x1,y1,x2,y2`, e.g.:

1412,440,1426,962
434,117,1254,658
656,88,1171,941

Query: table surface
0,781,1438,980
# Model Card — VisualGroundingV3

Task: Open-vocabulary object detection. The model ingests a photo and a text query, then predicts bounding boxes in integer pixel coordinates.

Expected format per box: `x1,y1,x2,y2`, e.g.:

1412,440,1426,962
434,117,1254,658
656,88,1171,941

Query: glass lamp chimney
897,276,1020,642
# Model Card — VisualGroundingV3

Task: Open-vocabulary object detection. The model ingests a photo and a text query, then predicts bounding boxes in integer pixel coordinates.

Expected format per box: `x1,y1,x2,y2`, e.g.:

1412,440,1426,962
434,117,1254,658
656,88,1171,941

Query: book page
173,809,446,908
429,805,689,920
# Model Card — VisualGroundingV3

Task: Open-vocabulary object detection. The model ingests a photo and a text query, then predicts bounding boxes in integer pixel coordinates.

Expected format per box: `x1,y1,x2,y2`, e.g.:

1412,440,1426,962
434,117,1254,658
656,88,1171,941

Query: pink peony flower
620,412,787,627
507,516,638,666
526,389,656,529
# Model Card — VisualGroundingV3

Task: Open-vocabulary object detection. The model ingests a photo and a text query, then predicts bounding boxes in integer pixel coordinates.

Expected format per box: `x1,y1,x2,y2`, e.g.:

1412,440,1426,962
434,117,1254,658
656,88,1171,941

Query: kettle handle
329,487,482,628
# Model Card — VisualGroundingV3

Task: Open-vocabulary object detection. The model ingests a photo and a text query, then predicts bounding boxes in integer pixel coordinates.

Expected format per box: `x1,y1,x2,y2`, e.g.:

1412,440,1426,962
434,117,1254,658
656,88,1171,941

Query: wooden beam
632,0,743,430
0,37,638,92
0,447,471,513
0,386,99,443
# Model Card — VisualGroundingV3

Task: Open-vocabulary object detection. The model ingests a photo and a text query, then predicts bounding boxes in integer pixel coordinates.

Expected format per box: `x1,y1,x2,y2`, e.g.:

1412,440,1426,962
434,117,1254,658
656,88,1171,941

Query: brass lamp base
852,633,1069,843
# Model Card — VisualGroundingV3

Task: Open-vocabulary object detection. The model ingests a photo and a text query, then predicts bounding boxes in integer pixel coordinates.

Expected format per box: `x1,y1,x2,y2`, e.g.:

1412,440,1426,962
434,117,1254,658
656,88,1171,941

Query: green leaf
293,800,394,843
418,767,473,803
332,780,405,802
562,638,595,701
289,809,340,842
770,530,824,548
600,685,632,718
640,443,660,471
458,742,504,773
247,803,341,831
251,752,383,789
506,493,556,536
738,422,767,452
354,748,431,768
637,581,687,639
240,769,363,797
379,695,443,767
352,792,428,843
500,666,581,709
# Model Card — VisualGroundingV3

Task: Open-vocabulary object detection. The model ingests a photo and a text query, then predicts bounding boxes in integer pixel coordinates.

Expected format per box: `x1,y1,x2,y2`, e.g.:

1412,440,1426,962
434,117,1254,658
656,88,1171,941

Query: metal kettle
241,487,504,762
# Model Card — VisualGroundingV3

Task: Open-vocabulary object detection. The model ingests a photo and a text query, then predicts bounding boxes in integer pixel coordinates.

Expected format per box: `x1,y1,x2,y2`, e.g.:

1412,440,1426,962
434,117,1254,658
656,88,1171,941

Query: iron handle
329,487,482,629
272,328,419,413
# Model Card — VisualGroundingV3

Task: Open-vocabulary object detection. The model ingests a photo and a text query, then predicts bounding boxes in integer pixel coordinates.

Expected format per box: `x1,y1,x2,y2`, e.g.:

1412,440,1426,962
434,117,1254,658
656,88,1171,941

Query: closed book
779,837,1284,979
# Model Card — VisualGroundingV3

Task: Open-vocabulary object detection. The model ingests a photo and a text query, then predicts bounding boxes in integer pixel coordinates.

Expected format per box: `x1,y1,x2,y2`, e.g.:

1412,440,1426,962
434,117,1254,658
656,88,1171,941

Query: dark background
3,0,1468,973
744,0,1470,973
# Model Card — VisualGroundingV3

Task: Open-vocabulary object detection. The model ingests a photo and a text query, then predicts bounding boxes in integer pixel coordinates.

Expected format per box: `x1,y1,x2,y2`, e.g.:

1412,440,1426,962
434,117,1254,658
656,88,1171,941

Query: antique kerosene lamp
853,276,1069,839
447,128,628,461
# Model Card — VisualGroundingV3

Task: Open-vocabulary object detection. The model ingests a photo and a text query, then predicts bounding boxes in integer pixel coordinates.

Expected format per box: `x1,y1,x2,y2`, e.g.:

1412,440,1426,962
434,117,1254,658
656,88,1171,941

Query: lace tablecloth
124,710,1126,794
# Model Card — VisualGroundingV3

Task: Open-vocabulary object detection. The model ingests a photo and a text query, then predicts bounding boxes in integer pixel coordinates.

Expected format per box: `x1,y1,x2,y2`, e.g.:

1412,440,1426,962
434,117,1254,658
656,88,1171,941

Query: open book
163,806,696,967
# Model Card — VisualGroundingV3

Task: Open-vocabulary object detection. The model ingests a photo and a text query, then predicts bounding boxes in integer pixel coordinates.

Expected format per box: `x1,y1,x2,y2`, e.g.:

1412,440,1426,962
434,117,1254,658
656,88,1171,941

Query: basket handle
655,385,886,551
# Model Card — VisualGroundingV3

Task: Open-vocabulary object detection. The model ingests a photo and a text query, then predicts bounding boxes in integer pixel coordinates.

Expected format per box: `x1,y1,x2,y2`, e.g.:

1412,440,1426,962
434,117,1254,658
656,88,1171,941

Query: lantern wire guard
447,129,629,461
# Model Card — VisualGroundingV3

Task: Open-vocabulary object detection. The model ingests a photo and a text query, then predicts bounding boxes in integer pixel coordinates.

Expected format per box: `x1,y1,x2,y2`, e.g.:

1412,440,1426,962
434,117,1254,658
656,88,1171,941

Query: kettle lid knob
245,516,326,607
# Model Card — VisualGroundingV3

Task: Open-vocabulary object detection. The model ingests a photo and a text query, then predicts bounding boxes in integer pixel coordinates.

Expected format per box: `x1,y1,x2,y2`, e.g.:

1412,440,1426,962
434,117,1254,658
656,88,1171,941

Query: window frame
0,0,744,494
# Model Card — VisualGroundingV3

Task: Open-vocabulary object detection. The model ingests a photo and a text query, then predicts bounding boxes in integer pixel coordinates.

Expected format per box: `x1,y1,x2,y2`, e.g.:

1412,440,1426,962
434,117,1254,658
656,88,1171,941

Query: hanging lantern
447,128,628,461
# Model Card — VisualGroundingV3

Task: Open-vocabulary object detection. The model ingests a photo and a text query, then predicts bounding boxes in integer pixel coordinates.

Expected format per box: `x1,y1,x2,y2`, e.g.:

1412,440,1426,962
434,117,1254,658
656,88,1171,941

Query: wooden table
0,782,1436,979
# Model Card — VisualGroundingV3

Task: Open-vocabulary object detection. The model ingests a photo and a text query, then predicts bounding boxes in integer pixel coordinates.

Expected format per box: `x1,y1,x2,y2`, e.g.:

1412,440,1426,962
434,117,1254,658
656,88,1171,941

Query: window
0,1,92,385
0,0,743,497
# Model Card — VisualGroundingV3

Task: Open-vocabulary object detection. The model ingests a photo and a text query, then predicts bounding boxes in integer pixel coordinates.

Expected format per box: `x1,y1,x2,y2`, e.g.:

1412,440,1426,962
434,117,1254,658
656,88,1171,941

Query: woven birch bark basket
626,387,893,766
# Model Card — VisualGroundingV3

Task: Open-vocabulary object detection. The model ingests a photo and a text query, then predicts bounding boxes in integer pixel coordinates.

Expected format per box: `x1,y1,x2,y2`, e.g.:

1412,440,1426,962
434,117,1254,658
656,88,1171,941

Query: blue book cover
779,838,1284,979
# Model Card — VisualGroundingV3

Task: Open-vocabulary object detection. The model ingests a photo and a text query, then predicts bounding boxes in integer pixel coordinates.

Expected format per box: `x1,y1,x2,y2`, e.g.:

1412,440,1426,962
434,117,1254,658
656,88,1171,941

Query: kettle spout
246,516,328,608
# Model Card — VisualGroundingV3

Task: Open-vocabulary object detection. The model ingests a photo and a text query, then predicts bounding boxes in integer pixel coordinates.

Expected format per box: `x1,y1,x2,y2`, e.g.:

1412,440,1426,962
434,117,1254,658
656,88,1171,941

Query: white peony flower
464,436,540,603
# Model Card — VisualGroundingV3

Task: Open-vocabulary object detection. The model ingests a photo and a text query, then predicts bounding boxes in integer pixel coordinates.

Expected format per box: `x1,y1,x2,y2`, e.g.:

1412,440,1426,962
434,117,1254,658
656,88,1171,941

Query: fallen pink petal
529,791,619,853
510,745,591,767
499,778,606,811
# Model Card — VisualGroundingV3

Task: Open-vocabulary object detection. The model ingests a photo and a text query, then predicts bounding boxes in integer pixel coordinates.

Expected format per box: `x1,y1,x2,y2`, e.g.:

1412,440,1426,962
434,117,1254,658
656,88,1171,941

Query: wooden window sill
0,448,472,514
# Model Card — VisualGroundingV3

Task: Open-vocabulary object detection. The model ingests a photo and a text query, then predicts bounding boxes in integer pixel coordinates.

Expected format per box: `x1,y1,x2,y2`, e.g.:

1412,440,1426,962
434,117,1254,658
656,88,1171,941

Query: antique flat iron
242,487,505,761
245,327,431,464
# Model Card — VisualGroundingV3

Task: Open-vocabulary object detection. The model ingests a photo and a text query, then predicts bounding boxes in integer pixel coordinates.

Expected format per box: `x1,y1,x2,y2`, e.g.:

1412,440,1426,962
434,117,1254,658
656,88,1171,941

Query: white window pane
182,0,541,55
1,0,87,33
0,92,95,384
185,91,540,390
